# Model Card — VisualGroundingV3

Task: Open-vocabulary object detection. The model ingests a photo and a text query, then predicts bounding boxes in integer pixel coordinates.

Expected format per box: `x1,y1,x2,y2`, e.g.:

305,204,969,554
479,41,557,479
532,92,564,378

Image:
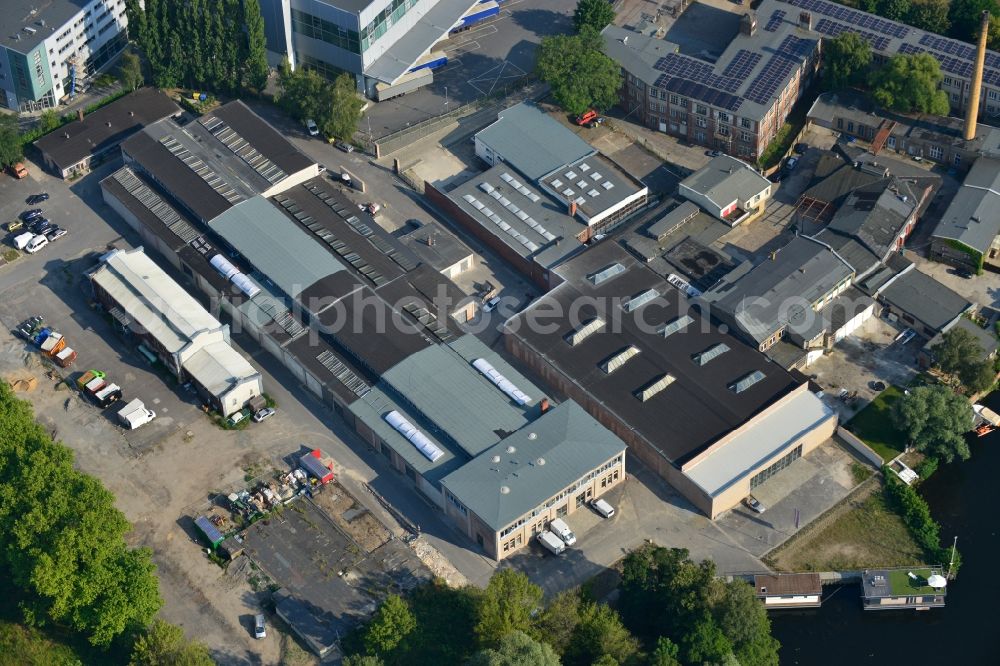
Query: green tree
0,114,23,167
364,595,416,657
932,326,996,393
574,0,616,33
129,619,214,666
682,618,732,665
467,631,560,666
650,637,681,666
907,0,950,33
532,591,581,656
322,72,364,142
343,656,385,666
391,581,483,664
876,0,911,21
475,569,543,648
948,0,996,42
536,28,622,116
564,602,639,666
714,581,779,666
241,0,270,90
39,110,62,133
870,53,950,115
119,52,144,91
892,385,973,463
822,32,871,91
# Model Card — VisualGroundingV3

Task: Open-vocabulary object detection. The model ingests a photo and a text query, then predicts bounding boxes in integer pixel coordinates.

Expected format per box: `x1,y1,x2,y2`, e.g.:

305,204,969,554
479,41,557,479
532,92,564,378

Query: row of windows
298,54,349,82
361,0,422,52
750,444,802,489
291,9,361,55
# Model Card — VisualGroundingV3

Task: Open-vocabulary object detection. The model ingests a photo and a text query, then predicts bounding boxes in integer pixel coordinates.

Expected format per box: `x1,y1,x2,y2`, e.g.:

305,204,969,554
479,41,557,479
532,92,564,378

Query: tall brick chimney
965,10,990,141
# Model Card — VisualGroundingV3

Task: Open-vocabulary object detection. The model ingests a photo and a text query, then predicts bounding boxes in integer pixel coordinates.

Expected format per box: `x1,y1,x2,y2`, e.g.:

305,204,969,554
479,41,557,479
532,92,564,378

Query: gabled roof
826,177,917,259
933,157,1000,254
475,102,596,181
440,401,626,531
681,155,770,209
878,267,972,332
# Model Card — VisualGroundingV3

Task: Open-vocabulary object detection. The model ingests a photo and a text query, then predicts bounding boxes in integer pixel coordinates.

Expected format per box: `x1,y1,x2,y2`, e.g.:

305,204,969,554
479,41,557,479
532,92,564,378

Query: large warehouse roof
507,242,800,464
933,157,1000,254
91,248,224,353
184,341,260,398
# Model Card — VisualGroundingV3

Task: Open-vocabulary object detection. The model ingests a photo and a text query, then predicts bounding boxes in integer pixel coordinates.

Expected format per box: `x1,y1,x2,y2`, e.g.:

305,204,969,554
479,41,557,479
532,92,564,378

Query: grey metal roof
208,196,347,300
379,337,541,458
398,219,474,272
878,268,972,332
681,156,770,209
34,89,180,172
812,229,881,279
703,236,854,345
933,157,1000,254
825,178,917,259
475,102,596,182
364,0,480,83
440,401,626,531
508,242,800,464
1,0,84,51
539,154,647,224
924,317,999,361
210,101,316,176
447,164,585,267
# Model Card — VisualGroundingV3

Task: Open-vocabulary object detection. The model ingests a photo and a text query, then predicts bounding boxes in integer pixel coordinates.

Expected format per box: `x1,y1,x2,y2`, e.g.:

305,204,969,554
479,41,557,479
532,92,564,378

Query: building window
749,444,803,489
989,90,999,101
741,118,753,129
741,130,752,142
929,145,944,160
718,111,730,124
659,90,666,100
290,9,361,54
718,125,730,137
954,154,962,166
943,77,953,86
696,116,707,127
669,94,679,104
695,131,706,142
649,87,657,98
696,104,707,115
837,118,844,129
847,121,854,132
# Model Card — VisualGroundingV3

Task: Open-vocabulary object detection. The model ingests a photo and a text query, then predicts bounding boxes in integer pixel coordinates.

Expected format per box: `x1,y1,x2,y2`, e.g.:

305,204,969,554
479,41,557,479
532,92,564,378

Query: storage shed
300,450,334,484
194,515,225,548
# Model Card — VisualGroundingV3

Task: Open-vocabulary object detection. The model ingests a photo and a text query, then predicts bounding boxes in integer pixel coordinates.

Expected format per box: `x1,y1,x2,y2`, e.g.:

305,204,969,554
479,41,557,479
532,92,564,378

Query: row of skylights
462,192,541,253
317,349,370,397
658,314,693,337
588,262,625,286
477,180,558,242
548,160,615,208
200,115,288,184
112,168,199,243
601,346,640,374
159,135,244,204
472,358,531,406
623,288,659,312
692,343,730,366
565,317,605,346
635,374,676,402
384,410,444,462
499,172,542,203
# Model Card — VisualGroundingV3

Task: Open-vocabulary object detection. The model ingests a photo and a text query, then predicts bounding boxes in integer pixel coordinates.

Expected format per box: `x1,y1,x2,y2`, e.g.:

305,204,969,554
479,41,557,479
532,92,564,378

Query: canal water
771,392,1000,665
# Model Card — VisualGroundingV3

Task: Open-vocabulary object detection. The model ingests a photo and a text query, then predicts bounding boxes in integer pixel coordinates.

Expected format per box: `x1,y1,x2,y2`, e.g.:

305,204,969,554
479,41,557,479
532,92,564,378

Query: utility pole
444,86,449,107
947,535,958,578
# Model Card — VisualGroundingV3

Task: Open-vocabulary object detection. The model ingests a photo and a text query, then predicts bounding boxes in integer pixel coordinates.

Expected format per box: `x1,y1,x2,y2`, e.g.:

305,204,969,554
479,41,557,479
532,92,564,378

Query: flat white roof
93,248,223,353
684,390,834,496
184,341,259,396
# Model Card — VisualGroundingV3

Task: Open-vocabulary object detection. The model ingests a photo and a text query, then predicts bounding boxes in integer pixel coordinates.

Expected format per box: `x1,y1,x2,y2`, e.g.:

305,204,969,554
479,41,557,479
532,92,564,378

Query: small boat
974,422,995,437
972,404,999,437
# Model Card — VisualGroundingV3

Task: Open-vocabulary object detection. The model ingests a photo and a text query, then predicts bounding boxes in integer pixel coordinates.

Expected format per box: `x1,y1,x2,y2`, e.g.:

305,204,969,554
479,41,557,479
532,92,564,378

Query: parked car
768,172,782,183
26,193,49,204
590,498,615,518
252,407,275,423
358,202,380,215
24,234,48,254
483,296,501,313
793,142,809,154
9,162,28,179
784,156,799,171
305,119,319,136
536,530,566,555
29,218,51,234
548,518,576,546
895,328,916,345
43,226,67,241
228,410,248,426
869,380,886,392
575,109,598,126
706,150,721,157
743,496,766,514
5,220,23,232
335,140,355,153
949,266,974,279
254,614,267,639
20,209,43,221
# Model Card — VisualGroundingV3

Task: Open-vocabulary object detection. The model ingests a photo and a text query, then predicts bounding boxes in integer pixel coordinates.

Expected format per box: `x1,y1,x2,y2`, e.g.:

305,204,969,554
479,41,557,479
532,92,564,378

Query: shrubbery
884,471,960,574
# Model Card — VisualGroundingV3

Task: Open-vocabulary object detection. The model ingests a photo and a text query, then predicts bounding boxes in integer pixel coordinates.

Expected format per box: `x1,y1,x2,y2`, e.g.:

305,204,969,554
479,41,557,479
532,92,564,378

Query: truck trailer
54,347,77,368
117,399,156,430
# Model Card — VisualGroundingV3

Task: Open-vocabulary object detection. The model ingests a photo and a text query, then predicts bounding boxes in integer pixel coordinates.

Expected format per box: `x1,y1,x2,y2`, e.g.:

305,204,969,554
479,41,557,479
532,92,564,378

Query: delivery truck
117,399,156,429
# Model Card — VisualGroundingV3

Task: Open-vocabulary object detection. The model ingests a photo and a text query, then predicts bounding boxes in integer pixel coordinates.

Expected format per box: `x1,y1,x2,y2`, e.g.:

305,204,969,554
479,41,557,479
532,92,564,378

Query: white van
13,231,34,250
548,518,576,546
537,530,566,555
591,498,615,518
24,234,48,254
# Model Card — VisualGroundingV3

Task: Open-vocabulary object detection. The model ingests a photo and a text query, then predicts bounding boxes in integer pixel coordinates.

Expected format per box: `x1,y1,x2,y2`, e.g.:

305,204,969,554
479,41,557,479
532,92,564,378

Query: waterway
771,392,1000,665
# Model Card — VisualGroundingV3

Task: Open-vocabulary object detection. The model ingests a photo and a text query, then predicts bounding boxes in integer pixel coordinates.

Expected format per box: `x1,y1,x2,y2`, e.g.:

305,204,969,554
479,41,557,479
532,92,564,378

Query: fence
837,426,884,467
370,77,543,158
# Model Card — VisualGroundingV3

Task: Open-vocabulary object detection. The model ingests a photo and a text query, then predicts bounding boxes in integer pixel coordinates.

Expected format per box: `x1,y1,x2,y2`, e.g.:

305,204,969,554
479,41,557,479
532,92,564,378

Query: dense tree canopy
948,0,996,43
870,53,950,115
908,0,951,34
0,114,23,168
932,327,996,394
276,63,364,142
574,0,616,33
475,569,543,648
468,631,560,666
125,0,269,93
892,385,973,463
823,32,872,90
364,595,415,657
536,28,623,115
0,381,161,646
128,619,213,666
119,52,144,92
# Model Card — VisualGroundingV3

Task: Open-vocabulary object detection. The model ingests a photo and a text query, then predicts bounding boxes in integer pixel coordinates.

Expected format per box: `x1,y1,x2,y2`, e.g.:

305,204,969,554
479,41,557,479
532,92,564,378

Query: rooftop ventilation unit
472,358,531,405
730,370,766,394
658,314,694,337
565,317,605,346
636,374,676,402
588,263,625,285
601,345,641,374
384,410,444,462
624,288,659,312
693,343,730,366
210,254,239,280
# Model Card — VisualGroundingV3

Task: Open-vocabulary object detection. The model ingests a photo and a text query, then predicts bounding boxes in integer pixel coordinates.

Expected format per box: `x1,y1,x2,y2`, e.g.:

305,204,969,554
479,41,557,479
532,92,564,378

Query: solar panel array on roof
785,0,909,38
813,18,890,51
655,53,742,94
600,345,641,374
764,9,786,31
730,369,767,393
200,115,288,185
316,349,370,397
693,342,730,366
722,50,763,80
635,373,676,402
658,76,744,113
111,168,200,243
158,135,244,203
743,36,813,105
256,298,305,338
588,263,626,286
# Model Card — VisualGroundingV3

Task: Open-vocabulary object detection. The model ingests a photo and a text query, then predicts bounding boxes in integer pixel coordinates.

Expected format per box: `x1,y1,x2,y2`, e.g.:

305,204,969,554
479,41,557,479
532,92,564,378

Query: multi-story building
0,0,129,111
602,1,822,160
259,0,500,98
